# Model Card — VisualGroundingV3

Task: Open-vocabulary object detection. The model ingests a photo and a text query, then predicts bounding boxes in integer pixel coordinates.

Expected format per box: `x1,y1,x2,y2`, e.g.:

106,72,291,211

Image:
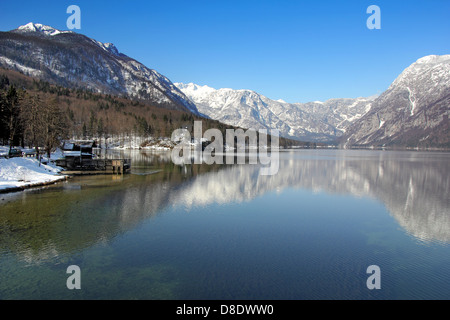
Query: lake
0,149,449,300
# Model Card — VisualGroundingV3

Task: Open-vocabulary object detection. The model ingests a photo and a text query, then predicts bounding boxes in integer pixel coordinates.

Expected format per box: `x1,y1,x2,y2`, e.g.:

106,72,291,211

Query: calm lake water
0,149,449,300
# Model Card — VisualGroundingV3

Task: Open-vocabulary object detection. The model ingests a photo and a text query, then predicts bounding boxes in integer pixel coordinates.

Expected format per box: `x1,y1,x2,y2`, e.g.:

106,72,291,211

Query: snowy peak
174,82,217,95
15,22,121,56
15,22,72,36
176,82,262,97
415,54,450,65
103,43,119,55
90,39,121,56
390,54,450,88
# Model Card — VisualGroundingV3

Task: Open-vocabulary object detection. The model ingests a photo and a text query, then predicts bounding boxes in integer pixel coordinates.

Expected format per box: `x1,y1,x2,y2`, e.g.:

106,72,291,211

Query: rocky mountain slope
341,55,450,148
0,23,199,114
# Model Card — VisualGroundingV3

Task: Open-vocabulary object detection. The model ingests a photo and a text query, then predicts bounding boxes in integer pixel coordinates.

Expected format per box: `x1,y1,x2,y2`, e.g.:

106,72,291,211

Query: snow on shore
0,155,66,192
100,136,177,151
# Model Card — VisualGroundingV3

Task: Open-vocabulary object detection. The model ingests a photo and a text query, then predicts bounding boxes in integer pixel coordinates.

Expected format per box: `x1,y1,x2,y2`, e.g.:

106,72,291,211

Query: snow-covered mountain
16,22,74,36
1,23,447,147
342,55,450,148
0,23,199,114
175,82,374,142
177,54,450,147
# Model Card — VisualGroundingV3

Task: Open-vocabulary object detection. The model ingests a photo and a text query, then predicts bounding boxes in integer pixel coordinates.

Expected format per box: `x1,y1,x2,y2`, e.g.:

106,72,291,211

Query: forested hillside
0,68,305,154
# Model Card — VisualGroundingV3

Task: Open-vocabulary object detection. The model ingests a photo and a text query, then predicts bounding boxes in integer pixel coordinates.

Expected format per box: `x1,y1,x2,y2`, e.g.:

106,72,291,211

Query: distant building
61,140,97,159
57,140,130,174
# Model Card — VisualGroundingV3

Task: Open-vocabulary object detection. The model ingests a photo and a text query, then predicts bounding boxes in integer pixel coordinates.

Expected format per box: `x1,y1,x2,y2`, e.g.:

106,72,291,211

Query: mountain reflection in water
0,149,449,265
169,150,450,245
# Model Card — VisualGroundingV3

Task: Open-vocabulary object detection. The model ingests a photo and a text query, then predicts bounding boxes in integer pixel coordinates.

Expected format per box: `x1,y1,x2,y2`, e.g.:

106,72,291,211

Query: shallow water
0,149,449,299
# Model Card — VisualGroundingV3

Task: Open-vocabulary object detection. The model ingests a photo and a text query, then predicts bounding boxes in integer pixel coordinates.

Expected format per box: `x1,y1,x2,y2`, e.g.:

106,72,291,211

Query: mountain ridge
0,22,200,115
1,23,448,148
175,82,375,142
176,54,449,147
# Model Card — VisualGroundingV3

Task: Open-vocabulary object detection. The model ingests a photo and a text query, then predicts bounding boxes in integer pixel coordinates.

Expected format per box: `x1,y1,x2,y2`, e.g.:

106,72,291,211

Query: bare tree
21,93,43,157
42,98,68,158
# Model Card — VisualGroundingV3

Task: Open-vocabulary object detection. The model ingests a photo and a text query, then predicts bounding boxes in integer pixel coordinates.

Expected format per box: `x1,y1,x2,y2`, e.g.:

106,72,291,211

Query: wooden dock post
112,159,124,174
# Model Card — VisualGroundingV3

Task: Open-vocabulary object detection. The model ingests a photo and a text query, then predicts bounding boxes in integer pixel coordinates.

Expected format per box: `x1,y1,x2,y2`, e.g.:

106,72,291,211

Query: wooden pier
57,140,131,175
55,158,131,175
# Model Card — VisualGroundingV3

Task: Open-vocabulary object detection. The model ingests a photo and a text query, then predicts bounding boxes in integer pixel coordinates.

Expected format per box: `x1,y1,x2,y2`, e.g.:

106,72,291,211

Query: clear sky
1,0,449,103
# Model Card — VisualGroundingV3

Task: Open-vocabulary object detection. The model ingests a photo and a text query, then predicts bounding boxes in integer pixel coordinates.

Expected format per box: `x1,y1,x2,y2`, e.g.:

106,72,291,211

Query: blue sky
1,0,449,102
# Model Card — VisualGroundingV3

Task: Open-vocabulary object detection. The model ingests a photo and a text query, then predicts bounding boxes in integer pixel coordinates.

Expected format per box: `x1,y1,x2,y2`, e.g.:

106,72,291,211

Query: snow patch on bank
0,156,65,191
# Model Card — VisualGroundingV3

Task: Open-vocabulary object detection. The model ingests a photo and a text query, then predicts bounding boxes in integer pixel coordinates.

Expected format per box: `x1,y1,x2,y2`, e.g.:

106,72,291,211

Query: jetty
55,140,131,175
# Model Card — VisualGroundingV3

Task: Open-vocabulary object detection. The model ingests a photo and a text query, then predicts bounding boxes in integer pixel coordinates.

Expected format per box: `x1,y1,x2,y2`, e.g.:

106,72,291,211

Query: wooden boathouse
56,141,131,175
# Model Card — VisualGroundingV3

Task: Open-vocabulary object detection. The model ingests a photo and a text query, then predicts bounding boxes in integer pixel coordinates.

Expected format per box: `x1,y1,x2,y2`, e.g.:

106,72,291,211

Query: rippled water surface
0,149,449,299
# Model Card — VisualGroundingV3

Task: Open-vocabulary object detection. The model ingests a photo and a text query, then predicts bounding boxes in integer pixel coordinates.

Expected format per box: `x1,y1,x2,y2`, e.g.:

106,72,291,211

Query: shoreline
1,145,449,195
0,175,69,194
0,154,69,194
